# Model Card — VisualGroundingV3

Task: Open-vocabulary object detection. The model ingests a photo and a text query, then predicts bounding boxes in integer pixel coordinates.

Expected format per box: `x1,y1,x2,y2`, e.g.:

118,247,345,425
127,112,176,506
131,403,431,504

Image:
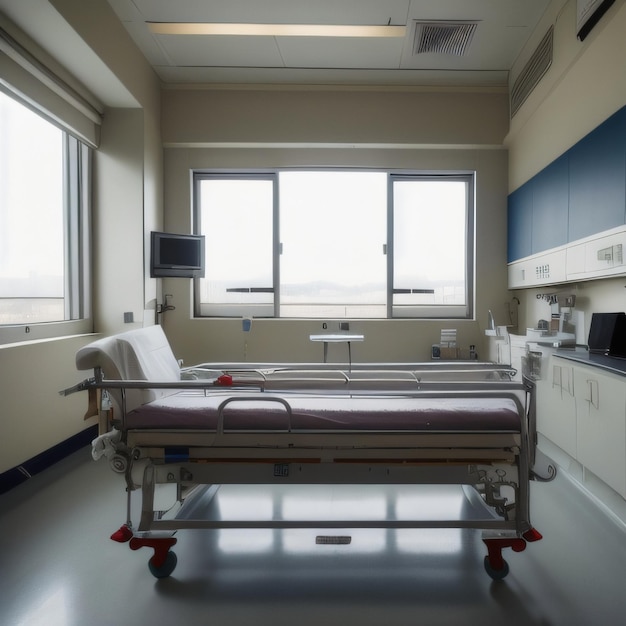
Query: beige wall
0,335,96,473
162,87,509,147
506,0,626,337
50,0,164,332
160,87,510,364
507,0,626,189
93,108,146,334
0,0,163,473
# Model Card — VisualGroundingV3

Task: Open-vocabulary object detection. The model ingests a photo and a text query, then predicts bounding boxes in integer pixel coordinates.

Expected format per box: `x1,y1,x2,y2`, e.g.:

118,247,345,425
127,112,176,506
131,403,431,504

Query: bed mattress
125,391,522,433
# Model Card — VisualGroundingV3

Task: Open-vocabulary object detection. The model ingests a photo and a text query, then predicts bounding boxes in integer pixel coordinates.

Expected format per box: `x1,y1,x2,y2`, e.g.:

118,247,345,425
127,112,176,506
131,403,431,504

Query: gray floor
2,448,626,626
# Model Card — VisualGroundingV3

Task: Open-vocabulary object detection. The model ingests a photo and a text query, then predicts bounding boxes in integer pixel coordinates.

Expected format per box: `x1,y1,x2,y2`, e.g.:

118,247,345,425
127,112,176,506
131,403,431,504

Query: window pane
0,92,64,324
279,171,387,318
198,177,274,317
393,179,467,312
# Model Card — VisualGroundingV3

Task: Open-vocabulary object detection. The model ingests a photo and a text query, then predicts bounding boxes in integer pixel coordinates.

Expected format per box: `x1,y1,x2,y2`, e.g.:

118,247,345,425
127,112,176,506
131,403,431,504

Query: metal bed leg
108,469,179,578
110,488,134,543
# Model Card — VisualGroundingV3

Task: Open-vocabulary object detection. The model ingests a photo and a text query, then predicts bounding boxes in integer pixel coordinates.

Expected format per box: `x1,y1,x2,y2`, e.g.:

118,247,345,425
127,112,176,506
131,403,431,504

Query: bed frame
62,325,555,580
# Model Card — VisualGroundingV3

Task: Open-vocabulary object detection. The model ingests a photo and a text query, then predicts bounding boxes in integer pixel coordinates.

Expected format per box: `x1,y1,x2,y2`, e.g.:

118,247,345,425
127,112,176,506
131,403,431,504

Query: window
391,176,471,318
0,90,91,341
194,170,473,319
196,175,276,317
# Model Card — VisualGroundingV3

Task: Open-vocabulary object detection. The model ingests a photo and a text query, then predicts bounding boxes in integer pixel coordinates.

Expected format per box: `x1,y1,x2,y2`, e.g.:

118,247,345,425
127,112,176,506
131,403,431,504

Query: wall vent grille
412,21,477,56
510,26,554,118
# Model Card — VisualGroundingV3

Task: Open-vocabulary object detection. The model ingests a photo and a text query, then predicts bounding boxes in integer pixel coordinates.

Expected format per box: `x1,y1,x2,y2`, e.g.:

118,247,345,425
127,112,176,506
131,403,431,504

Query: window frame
193,168,474,320
193,171,279,318
0,93,92,345
388,172,474,319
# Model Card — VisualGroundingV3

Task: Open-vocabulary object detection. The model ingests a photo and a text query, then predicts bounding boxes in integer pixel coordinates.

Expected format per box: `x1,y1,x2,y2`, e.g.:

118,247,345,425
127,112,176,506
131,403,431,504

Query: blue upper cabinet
568,108,626,242
532,153,569,254
507,180,533,262
508,105,626,264
507,155,568,263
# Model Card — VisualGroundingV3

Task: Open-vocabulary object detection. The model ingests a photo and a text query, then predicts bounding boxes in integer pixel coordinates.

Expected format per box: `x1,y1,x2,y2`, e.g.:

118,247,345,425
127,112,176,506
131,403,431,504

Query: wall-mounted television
576,0,615,41
150,231,205,278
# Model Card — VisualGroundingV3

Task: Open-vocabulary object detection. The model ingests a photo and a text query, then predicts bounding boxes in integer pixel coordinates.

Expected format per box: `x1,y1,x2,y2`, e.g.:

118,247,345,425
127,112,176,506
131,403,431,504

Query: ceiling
106,0,554,88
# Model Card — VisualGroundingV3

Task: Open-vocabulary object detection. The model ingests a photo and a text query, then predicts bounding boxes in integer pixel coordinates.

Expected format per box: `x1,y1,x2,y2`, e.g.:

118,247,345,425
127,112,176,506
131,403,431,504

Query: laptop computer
588,312,626,356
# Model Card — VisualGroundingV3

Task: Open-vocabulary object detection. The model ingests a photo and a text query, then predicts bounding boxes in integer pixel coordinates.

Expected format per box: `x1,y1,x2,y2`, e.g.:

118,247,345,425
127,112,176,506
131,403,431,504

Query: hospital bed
62,325,555,580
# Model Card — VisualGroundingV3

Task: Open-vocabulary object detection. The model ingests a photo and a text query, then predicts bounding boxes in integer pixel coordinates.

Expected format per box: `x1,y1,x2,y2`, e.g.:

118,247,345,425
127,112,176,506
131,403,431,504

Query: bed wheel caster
129,536,178,578
482,528,542,580
484,555,510,580
148,550,178,578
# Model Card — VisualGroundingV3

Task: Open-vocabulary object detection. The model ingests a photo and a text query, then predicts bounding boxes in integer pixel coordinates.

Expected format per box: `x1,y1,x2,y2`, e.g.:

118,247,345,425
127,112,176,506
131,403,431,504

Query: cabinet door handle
587,379,599,409
564,367,572,396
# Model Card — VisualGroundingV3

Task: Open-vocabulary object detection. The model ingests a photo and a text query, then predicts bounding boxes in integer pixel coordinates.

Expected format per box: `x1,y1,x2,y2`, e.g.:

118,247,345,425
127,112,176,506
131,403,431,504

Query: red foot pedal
523,527,543,542
129,536,178,569
111,525,133,543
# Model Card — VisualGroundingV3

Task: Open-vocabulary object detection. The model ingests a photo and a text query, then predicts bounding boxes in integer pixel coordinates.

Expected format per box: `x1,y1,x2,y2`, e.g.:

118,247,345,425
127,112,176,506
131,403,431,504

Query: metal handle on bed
215,395,294,435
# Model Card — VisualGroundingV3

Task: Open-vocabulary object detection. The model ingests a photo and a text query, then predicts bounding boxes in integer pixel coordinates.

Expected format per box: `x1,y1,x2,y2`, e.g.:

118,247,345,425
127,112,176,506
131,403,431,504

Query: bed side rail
62,375,530,395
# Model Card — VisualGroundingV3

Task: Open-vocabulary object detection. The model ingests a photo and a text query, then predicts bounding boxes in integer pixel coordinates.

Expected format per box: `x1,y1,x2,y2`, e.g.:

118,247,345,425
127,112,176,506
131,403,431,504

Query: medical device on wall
150,231,205,278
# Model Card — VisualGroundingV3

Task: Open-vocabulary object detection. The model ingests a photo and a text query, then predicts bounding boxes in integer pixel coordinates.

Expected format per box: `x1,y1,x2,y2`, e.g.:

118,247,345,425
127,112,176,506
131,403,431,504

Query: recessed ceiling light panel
147,22,406,38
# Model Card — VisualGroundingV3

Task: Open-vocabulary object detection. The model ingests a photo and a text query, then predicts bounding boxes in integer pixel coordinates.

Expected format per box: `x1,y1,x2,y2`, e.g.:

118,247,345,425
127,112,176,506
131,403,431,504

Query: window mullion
273,174,280,317
387,173,394,318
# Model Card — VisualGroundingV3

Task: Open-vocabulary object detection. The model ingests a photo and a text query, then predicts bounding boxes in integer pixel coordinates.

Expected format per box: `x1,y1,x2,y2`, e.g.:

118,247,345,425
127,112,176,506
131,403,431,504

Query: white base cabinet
537,355,626,499
573,366,626,498
536,357,577,458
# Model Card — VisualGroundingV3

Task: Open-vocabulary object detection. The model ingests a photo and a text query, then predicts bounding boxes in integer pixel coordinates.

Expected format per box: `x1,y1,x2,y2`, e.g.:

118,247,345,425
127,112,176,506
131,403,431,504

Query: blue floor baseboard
0,425,98,495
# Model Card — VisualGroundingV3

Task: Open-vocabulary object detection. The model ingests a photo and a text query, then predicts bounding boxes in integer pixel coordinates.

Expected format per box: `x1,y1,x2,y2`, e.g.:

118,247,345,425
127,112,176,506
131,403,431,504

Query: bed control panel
273,463,290,477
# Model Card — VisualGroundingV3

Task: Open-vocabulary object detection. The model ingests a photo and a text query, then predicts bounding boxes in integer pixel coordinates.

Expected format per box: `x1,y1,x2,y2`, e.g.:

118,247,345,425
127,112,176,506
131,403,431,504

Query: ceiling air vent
413,21,477,56
510,26,554,118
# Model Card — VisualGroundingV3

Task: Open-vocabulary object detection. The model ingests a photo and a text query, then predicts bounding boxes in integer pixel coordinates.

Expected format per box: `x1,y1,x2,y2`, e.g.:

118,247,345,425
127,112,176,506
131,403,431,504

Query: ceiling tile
107,0,554,87
154,34,285,67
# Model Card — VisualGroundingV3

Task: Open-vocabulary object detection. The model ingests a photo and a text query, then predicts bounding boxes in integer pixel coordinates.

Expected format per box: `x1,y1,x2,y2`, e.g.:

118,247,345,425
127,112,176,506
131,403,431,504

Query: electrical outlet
339,322,350,331
124,312,134,323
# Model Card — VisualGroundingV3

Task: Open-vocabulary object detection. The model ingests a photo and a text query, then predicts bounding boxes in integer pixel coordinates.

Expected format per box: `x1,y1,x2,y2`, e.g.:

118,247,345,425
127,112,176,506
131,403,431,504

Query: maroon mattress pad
125,392,521,432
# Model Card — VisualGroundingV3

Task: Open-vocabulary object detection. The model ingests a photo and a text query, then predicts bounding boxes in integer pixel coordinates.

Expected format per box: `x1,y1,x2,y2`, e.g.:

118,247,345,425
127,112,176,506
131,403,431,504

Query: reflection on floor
1,447,626,626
